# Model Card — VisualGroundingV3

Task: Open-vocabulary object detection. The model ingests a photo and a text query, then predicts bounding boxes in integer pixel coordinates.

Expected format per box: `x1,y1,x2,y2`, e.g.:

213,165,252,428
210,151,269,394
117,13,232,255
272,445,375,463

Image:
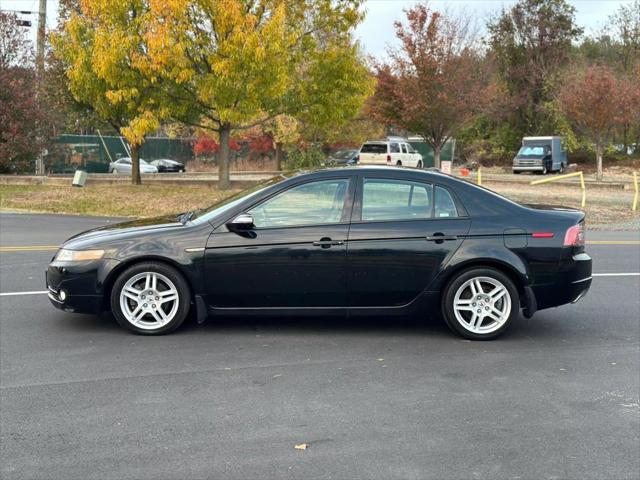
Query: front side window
389,143,400,153
249,179,349,228
362,179,432,221
434,186,458,218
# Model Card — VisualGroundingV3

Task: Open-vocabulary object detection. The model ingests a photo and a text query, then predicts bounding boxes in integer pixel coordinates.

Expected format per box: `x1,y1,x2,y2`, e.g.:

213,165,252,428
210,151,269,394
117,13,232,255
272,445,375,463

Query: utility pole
35,0,47,175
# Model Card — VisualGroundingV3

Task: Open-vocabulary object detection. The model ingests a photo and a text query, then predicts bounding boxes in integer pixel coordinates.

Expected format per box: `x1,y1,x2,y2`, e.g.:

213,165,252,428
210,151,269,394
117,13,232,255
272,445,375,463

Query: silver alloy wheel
119,271,180,330
452,276,511,334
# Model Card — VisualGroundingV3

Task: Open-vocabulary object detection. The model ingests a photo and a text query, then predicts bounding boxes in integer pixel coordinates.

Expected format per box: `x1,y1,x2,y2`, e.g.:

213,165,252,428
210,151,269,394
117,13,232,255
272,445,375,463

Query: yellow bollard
477,167,482,186
530,171,586,209
632,172,638,211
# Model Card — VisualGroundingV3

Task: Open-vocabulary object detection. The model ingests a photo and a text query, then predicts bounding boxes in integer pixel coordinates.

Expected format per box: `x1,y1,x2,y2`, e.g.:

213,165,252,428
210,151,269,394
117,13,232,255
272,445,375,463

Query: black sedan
46,167,592,340
150,159,185,172
324,149,359,166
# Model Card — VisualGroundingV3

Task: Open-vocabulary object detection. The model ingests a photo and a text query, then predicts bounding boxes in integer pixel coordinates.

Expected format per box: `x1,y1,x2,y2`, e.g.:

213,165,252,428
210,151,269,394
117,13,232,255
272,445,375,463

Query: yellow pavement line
586,240,640,245
0,245,59,252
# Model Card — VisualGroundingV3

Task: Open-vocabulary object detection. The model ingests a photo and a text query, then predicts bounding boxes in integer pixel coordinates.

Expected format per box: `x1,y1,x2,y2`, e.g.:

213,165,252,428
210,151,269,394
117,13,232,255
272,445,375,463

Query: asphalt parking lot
1,213,639,480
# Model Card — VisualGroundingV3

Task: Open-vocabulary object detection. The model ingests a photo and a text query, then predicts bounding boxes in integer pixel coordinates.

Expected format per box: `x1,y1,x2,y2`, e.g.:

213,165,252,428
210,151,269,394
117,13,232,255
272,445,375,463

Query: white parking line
592,273,640,277
0,290,48,297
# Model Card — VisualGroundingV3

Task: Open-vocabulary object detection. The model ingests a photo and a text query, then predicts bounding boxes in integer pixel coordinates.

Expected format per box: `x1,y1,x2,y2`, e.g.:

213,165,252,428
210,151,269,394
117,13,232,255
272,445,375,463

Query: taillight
387,154,391,163
564,223,585,247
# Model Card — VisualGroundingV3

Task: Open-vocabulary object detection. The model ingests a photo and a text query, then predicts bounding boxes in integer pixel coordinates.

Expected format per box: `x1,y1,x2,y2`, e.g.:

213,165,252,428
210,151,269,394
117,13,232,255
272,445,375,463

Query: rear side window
361,144,387,154
389,143,400,153
401,144,407,153
434,186,458,218
362,179,432,221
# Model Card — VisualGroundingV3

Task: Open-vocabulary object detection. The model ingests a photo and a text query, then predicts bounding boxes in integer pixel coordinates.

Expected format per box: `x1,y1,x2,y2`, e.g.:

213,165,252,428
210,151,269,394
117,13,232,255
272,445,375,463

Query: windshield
190,175,287,223
518,146,548,157
361,143,387,154
140,159,150,165
333,150,357,159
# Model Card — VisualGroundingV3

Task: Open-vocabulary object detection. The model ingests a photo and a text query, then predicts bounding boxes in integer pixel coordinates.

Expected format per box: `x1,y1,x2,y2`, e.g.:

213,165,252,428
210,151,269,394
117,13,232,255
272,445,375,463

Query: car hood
61,214,185,249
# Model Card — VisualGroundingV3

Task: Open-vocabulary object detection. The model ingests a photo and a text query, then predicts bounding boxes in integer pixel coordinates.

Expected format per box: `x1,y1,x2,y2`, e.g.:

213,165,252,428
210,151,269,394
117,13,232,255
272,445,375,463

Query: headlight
56,249,105,262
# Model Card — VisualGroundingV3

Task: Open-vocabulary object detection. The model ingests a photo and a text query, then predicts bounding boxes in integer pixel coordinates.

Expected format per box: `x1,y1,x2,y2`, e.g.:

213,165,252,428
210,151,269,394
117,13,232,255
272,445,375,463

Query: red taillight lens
564,223,585,246
387,154,391,163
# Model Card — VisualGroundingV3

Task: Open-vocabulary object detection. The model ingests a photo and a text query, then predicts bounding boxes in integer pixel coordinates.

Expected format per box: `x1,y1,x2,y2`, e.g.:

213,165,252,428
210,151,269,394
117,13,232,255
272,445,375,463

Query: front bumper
531,251,592,310
45,260,115,314
513,165,544,171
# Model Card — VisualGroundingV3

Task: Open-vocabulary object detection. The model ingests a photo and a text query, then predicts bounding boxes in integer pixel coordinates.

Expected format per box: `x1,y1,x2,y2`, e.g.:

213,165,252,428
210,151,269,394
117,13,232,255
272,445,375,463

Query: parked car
151,159,186,173
108,157,158,174
324,149,359,166
358,137,423,168
46,166,591,340
513,136,567,175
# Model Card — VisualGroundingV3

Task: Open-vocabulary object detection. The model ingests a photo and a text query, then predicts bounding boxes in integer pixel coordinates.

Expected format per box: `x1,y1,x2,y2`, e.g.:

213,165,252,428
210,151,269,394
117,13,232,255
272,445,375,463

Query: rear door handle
313,237,344,248
426,234,458,242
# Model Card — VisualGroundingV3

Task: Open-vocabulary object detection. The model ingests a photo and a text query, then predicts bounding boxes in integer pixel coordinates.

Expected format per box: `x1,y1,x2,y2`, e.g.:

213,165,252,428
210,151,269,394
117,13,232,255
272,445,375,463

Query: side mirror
227,213,254,231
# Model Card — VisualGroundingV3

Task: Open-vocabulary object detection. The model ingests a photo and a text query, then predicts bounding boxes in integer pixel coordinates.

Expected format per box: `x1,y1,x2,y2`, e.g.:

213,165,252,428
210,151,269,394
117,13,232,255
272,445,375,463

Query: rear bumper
531,252,592,310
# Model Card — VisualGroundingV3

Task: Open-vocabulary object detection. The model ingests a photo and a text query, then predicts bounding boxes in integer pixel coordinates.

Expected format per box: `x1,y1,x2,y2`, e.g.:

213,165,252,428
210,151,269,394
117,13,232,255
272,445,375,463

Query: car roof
288,165,451,182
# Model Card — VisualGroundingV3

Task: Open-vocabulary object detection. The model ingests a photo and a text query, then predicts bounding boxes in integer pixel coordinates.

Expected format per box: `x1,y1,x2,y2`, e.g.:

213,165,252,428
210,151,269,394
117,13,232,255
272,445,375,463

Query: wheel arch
435,258,528,304
101,255,196,311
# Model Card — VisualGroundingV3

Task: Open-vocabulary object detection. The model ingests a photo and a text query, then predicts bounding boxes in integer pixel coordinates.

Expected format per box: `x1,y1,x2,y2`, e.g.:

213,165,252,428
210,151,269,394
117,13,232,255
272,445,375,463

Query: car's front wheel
110,262,191,335
441,267,519,340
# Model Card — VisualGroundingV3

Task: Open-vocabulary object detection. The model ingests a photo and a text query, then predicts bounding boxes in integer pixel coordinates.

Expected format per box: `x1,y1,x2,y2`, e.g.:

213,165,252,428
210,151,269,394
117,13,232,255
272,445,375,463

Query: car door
204,177,355,309
347,175,470,307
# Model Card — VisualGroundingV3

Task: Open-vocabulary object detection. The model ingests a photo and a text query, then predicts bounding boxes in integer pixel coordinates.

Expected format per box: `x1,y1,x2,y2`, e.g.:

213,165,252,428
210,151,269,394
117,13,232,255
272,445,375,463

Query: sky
0,0,632,57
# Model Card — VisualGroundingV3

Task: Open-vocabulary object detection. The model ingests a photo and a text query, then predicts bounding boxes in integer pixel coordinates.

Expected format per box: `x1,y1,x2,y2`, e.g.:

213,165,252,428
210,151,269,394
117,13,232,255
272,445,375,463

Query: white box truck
512,136,567,175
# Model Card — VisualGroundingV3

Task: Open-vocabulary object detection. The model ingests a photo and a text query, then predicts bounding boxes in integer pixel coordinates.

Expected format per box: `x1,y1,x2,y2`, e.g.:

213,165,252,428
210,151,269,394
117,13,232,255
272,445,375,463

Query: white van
358,137,423,168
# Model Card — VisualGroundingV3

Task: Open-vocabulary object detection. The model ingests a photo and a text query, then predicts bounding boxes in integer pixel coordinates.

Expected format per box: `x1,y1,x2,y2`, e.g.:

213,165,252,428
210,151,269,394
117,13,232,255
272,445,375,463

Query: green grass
0,184,241,218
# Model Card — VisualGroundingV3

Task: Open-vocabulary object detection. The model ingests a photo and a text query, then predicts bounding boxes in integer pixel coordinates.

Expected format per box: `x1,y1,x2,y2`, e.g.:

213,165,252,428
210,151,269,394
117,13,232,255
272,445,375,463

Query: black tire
441,267,519,340
417,160,423,169
513,170,521,175
110,261,191,335
396,160,402,166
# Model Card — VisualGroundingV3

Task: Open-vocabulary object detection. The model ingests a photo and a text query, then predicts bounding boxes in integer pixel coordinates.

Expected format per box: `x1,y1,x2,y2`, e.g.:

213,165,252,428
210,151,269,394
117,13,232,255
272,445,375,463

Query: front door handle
426,233,458,243
313,237,344,249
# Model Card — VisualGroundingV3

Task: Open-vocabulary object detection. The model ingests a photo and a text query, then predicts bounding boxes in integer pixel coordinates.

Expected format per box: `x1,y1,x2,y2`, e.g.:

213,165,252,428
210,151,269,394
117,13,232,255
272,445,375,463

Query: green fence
50,134,194,173
407,138,455,168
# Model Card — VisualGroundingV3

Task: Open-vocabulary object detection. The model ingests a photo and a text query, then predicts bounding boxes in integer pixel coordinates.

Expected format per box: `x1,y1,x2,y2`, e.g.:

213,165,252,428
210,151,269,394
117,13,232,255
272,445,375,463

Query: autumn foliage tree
0,12,44,173
369,4,485,168
488,0,582,139
557,65,633,181
53,0,174,184
141,0,371,188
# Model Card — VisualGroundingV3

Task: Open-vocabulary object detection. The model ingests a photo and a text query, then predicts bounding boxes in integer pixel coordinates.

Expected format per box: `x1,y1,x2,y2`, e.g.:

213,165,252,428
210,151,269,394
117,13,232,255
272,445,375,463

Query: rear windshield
360,143,387,154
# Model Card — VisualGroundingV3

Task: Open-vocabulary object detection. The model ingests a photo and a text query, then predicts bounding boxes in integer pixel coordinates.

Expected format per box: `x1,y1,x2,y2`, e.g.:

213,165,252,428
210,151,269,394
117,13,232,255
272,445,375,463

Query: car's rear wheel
441,267,519,340
110,262,191,335
396,160,402,166
417,160,423,169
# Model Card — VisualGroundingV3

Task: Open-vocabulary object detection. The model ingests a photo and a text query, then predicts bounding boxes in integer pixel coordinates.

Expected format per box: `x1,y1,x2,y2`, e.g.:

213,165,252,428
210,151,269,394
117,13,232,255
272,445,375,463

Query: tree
52,0,171,184
369,4,485,168
0,12,43,173
488,0,582,140
557,65,629,181
141,0,371,188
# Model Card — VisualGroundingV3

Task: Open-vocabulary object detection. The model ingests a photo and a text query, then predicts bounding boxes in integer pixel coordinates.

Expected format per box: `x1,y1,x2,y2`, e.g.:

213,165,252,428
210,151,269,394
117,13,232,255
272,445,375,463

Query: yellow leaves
121,111,160,146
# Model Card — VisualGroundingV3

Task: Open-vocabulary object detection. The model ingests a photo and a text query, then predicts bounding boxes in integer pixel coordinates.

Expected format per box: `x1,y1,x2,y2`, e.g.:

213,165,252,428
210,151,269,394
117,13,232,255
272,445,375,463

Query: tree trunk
218,124,231,190
275,142,284,171
595,142,603,182
433,144,442,170
131,143,141,185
